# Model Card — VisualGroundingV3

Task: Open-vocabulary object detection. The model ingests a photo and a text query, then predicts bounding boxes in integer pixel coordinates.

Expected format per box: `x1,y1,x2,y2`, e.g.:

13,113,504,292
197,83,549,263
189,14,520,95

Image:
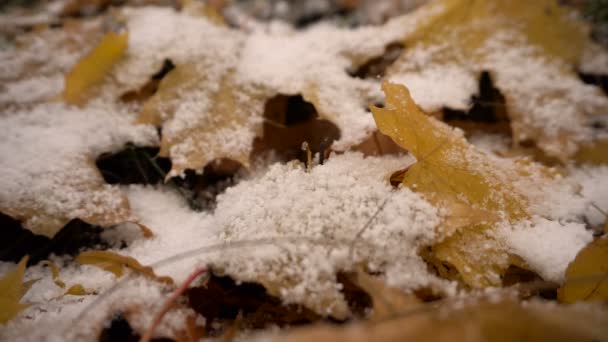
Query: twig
140,266,208,342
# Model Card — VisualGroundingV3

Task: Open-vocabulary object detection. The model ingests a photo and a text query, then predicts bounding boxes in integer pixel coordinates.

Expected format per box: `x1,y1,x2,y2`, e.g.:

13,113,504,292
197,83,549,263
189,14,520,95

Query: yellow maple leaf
559,236,608,303
63,31,128,106
372,82,528,219
371,82,559,286
0,256,34,324
389,0,608,160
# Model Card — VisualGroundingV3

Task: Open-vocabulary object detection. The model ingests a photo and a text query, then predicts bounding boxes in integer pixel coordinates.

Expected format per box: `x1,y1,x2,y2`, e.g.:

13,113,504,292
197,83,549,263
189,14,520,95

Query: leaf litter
0,0,608,340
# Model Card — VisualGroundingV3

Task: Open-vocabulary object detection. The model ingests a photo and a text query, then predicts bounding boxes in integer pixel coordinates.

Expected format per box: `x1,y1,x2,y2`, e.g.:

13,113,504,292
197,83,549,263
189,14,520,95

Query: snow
570,165,608,227
496,217,592,282
0,102,158,237
482,32,608,157
210,152,445,317
389,63,478,111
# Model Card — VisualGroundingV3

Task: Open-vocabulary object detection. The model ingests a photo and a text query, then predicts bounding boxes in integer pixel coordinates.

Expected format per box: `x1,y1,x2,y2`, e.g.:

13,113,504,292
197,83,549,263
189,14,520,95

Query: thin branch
140,266,208,342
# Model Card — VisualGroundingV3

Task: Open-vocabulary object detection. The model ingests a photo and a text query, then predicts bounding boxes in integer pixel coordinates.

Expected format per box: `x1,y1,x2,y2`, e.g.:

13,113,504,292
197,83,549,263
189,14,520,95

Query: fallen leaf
0,156,134,238
270,298,608,342
0,256,34,324
371,82,563,286
389,0,608,160
351,269,421,321
41,260,66,288
371,82,529,218
76,250,173,284
107,6,440,175
139,65,265,178
573,139,608,165
559,236,608,303
63,284,95,296
63,30,128,106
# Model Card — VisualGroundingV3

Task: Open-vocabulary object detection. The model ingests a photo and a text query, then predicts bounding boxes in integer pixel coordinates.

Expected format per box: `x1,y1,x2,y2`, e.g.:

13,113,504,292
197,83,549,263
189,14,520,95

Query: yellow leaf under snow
1,157,133,238
76,250,173,285
63,31,128,106
0,256,34,324
389,0,608,160
371,82,558,287
559,236,608,303
139,64,264,178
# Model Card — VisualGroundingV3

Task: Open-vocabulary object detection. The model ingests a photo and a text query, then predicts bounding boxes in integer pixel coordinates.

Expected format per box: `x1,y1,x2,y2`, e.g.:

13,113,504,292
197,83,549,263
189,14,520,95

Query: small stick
140,266,208,342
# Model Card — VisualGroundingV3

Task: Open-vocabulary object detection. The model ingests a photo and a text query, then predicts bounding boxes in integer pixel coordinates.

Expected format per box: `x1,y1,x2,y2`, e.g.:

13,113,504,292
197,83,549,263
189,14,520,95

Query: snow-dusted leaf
0,19,104,108
63,31,128,106
388,0,608,160
104,6,440,175
139,65,265,178
0,256,34,324
559,236,608,303
371,82,584,286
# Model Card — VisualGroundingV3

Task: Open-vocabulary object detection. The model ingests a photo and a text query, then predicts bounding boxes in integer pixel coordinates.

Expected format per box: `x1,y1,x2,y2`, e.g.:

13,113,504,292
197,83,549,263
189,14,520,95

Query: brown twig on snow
140,266,208,342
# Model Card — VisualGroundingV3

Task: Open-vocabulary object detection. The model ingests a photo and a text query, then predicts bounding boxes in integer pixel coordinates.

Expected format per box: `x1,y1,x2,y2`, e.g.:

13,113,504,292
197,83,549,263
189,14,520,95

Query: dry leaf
40,260,96,297
0,156,134,238
270,299,608,342
41,260,66,288
574,139,608,165
371,82,562,286
106,6,439,175
63,284,95,296
389,0,608,160
372,82,528,219
352,270,421,321
76,250,173,284
0,256,34,324
559,236,608,303
63,31,128,106
139,65,265,178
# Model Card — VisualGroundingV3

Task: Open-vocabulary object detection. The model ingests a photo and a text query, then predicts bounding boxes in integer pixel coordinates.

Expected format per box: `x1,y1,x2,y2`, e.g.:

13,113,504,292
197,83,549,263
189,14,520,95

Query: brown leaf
270,299,608,342
351,270,420,321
